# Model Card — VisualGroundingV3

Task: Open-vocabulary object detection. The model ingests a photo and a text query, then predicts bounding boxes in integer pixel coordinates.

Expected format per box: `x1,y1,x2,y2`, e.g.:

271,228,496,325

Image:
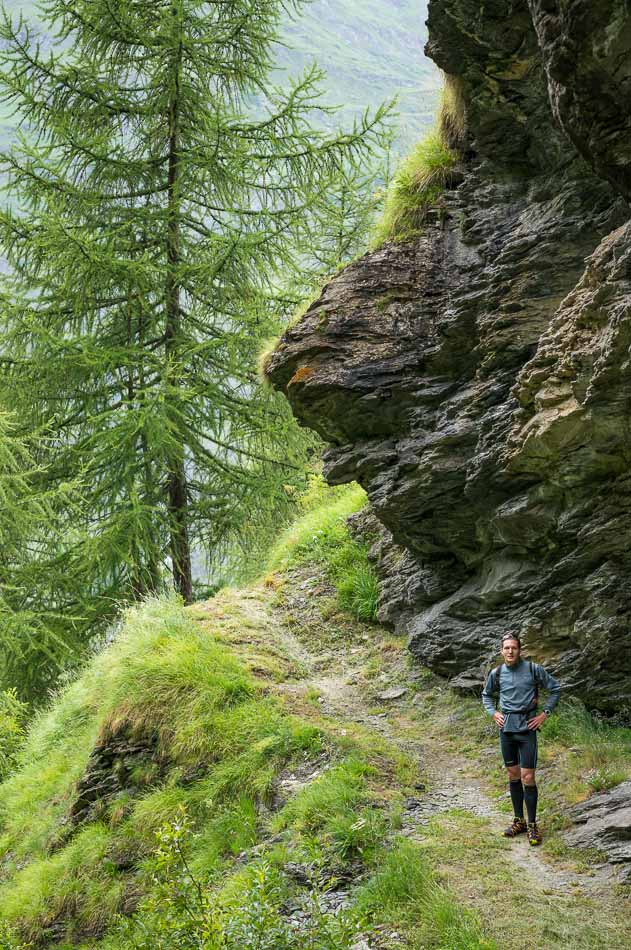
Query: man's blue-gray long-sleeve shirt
482,659,561,733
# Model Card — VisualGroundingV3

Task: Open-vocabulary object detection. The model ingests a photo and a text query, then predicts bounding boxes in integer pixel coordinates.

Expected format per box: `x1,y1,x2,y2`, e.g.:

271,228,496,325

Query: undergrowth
267,478,379,621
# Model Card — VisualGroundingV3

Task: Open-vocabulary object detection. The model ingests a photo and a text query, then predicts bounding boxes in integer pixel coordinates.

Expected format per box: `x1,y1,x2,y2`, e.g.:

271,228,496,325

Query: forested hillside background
2,0,440,152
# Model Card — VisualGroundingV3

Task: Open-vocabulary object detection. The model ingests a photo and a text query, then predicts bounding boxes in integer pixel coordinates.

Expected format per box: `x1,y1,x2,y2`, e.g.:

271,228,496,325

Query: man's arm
482,670,505,727
481,670,497,716
537,664,561,715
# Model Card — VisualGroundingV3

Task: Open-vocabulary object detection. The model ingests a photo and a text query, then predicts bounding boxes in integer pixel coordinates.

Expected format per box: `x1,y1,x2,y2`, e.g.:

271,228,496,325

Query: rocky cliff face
267,0,631,712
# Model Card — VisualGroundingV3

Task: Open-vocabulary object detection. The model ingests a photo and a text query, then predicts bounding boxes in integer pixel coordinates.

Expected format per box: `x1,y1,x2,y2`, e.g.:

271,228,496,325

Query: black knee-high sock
523,783,538,823
509,780,524,819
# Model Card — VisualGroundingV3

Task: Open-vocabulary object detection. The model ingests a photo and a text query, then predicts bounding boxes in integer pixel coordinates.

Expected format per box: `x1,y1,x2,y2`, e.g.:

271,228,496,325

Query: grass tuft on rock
372,130,457,245
256,335,281,384
439,73,467,151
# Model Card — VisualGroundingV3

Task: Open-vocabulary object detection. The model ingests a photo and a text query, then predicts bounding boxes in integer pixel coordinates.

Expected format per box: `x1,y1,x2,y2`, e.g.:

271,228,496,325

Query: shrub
113,812,359,950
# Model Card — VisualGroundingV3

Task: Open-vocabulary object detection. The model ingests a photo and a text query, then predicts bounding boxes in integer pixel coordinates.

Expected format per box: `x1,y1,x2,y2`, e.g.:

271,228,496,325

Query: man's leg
521,767,538,823
507,764,524,820
500,732,527,836
520,730,542,845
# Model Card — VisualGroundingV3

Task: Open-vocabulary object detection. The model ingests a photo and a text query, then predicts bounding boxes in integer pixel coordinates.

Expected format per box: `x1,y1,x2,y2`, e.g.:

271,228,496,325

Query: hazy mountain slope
3,0,440,152
278,0,440,149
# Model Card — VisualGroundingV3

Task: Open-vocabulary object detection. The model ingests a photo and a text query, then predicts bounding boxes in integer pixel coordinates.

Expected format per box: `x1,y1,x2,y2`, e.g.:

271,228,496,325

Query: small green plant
116,811,359,950
372,131,457,245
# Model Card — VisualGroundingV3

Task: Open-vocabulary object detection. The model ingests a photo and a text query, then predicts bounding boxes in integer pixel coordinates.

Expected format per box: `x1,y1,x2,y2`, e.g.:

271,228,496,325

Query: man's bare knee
507,765,521,781
521,768,536,785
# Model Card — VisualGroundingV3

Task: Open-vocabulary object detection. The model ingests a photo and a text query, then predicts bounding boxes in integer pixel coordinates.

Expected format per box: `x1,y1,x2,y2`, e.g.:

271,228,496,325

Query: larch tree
0,409,83,699
0,0,391,610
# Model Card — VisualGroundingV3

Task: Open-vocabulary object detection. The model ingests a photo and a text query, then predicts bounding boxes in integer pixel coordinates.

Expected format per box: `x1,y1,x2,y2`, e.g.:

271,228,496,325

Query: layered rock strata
267,0,631,711
565,780,631,878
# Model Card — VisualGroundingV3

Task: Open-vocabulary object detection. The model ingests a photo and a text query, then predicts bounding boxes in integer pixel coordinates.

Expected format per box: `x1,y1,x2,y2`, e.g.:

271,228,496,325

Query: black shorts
500,729,538,769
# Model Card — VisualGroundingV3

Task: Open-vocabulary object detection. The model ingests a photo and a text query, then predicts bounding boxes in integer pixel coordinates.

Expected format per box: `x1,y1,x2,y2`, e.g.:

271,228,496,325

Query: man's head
501,633,521,666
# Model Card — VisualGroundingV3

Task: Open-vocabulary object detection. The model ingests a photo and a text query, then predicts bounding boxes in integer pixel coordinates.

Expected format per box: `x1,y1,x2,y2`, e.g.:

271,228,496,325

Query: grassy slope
0,485,493,949
1,485,630,948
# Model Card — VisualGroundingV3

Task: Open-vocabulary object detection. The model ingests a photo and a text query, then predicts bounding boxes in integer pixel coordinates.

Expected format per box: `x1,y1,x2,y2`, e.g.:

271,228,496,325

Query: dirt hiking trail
193,570,631,950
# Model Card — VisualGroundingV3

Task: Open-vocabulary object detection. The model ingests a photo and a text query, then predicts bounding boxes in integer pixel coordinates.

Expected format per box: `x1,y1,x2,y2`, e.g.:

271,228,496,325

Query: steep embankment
266,0,631,714
1,488,630,949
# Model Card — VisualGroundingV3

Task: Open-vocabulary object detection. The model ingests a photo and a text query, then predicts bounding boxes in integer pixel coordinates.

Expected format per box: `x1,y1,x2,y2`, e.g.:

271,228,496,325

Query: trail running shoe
503,817,527,838
528,822,542,846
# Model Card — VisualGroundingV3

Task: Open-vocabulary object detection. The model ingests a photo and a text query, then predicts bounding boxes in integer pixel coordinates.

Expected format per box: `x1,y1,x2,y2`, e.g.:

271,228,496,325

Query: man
482,633,561,846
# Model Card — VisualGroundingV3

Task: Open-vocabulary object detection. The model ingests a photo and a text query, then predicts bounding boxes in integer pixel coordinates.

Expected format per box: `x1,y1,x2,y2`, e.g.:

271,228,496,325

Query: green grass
415,809,631,950
273,755,389,863
356,838,497,950
541,698,631,803
267,479,380,621
0,597,326,941
372,130,457,245
0,585,496,949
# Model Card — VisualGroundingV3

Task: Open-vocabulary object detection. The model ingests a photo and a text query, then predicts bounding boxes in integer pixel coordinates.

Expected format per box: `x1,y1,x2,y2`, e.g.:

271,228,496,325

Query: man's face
501,638,521,665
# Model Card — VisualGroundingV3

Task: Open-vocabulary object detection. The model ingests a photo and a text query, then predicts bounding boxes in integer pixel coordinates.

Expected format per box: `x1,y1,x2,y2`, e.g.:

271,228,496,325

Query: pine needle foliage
0,0,392,615
0,410,86,699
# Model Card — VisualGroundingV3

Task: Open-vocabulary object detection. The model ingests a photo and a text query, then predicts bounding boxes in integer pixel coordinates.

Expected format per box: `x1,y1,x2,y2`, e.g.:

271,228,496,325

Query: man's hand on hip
493,711,505,727
527,712,547,730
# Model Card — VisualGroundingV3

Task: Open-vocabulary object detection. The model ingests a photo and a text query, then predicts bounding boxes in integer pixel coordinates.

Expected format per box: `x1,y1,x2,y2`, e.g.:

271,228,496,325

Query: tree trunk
165,16,193,604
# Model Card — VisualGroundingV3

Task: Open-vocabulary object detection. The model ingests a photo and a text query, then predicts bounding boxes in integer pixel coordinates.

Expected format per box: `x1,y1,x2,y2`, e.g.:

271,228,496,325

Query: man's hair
500,633,521,647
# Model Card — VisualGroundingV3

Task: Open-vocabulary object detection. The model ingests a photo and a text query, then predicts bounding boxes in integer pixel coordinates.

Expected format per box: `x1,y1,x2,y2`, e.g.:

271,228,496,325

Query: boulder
565,781,631,878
